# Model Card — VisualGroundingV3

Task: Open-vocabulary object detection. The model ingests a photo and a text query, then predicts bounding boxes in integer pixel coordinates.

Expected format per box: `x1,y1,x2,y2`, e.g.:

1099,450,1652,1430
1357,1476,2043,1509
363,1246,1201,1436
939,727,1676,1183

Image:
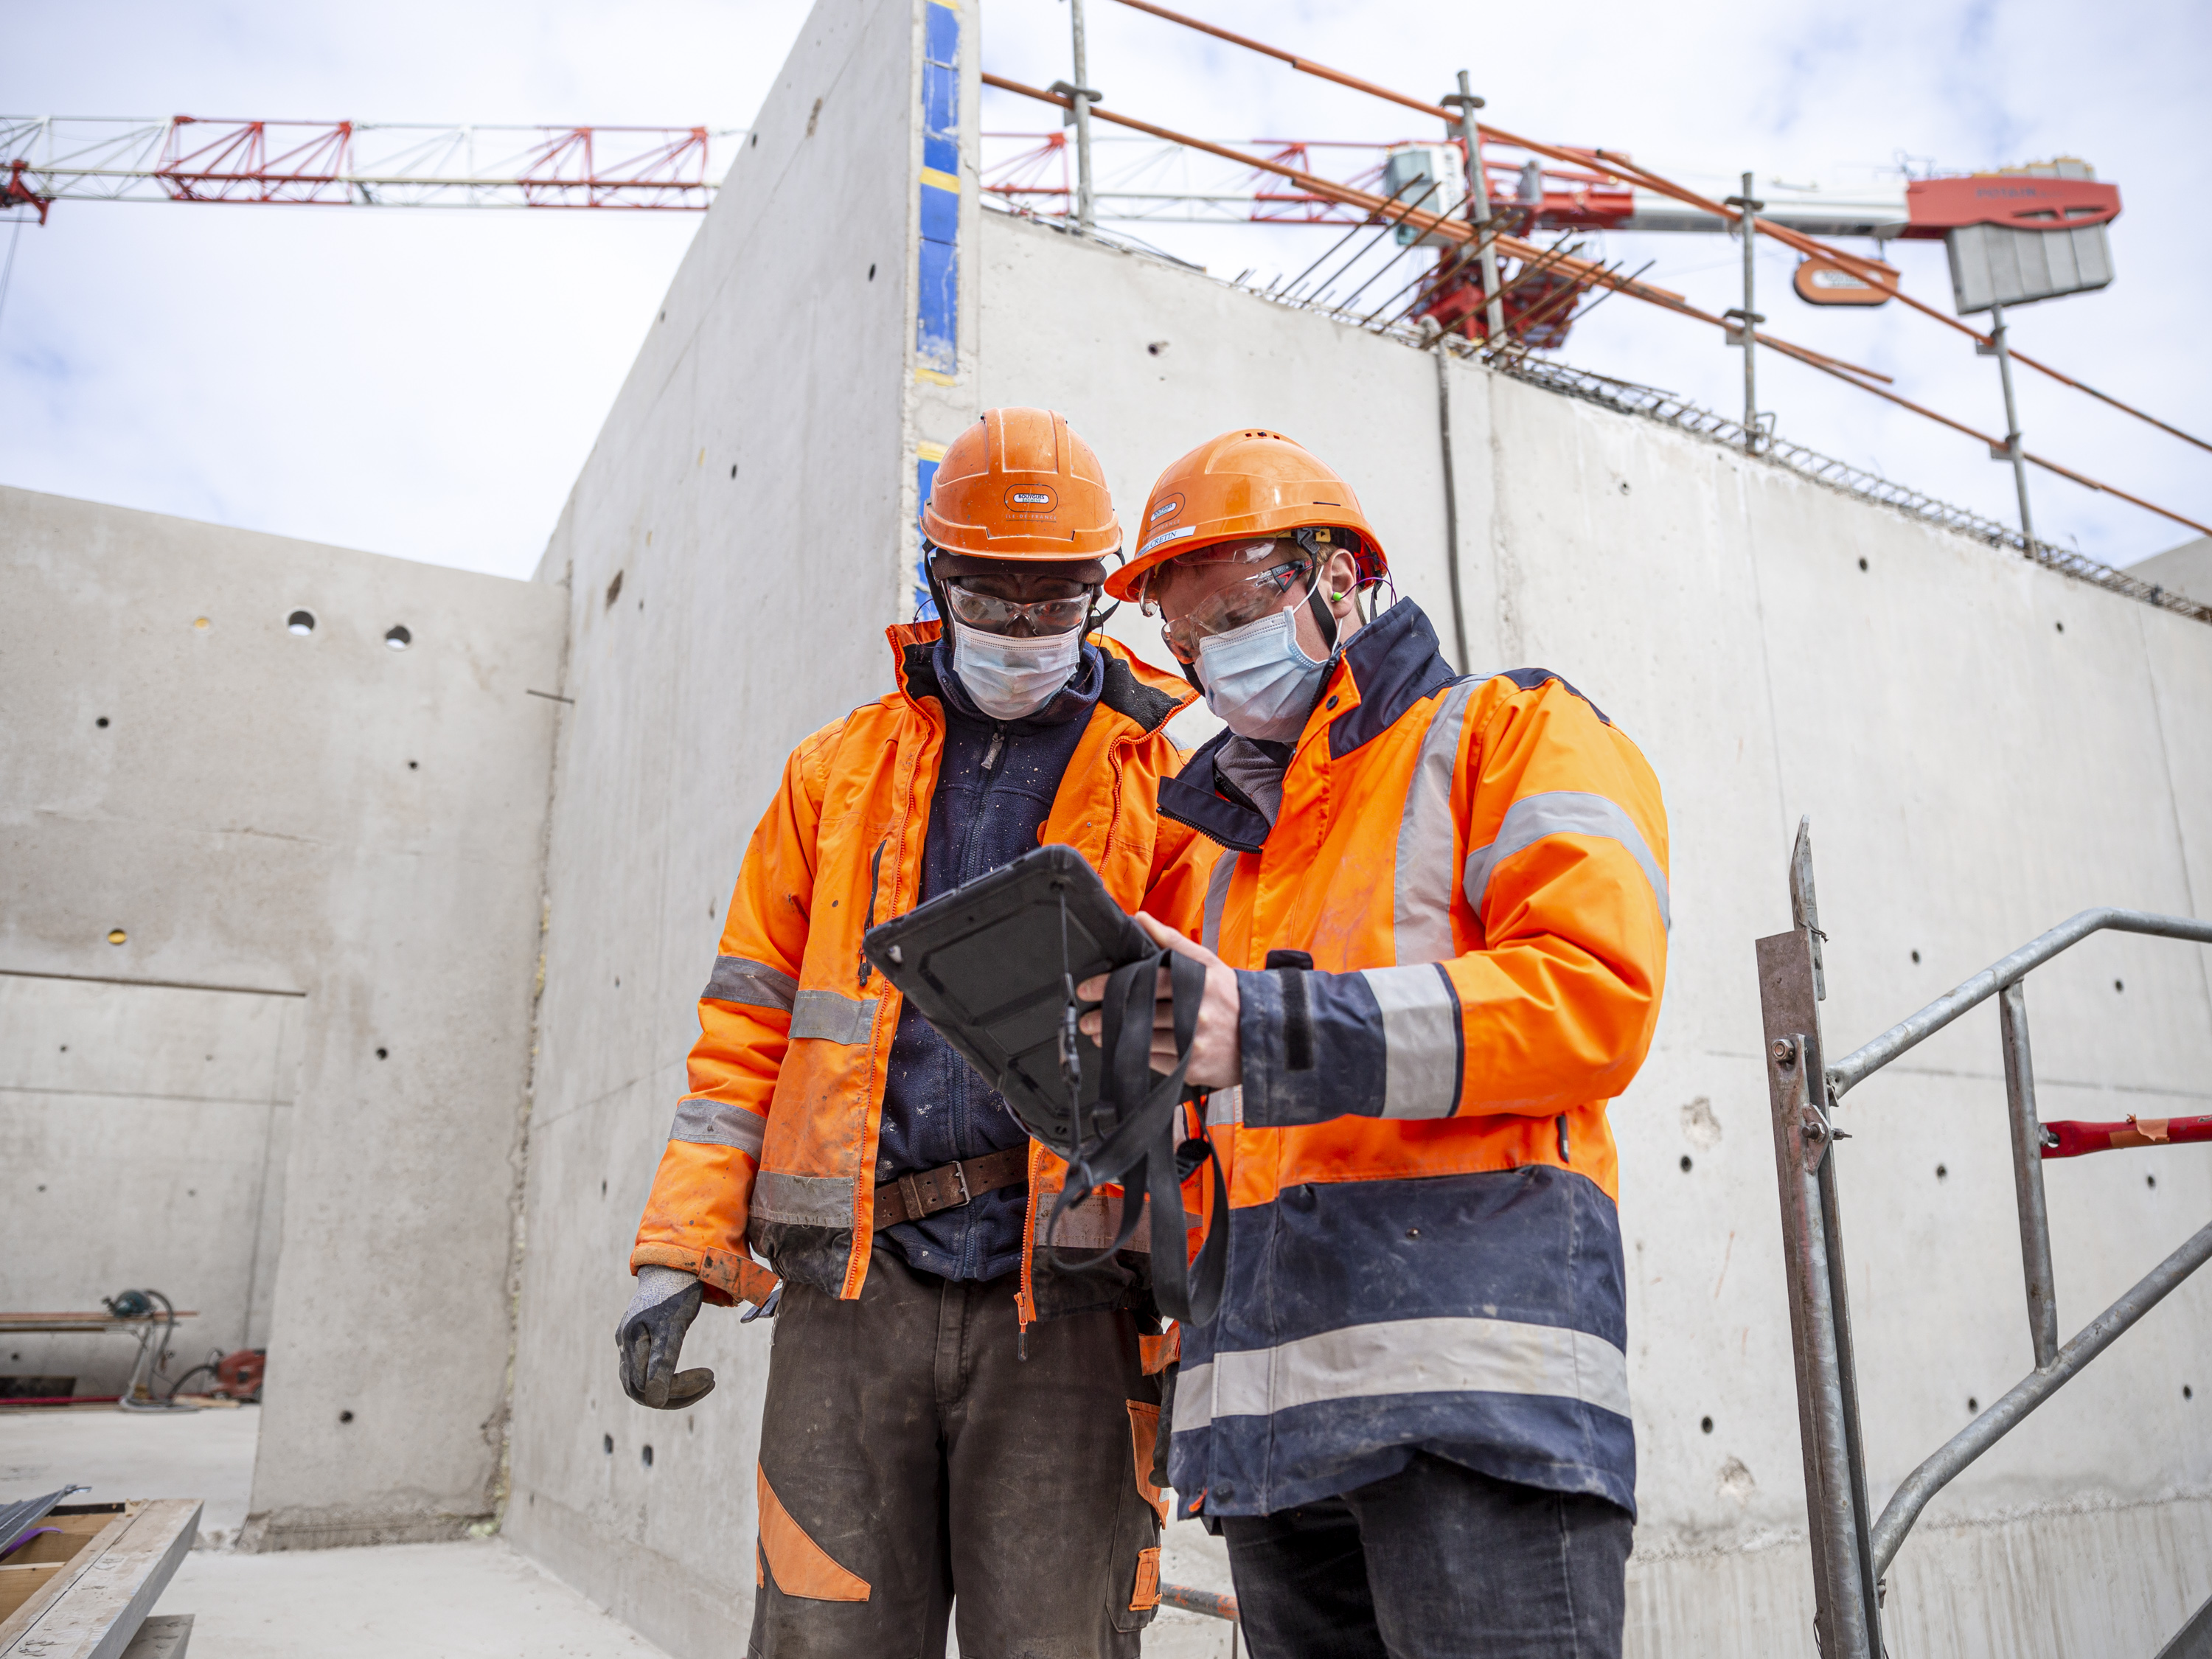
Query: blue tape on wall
914,455,942,617
916,0,960,377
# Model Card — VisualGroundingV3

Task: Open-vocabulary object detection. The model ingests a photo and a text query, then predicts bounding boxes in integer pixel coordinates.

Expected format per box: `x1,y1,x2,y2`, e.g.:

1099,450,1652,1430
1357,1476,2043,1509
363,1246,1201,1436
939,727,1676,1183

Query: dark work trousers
1222,1454,1632,1659
748,1245,1164,1659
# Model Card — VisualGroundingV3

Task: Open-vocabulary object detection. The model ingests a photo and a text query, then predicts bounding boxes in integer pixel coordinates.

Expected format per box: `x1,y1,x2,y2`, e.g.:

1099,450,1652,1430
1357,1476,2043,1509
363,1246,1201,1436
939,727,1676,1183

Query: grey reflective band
1197,1315,1630,1424
1204,1084,1244,1131
669,1096,767,1158
1201,853,1237,955
1360,964,1463,1119
702,955,799,1012
1462,790,1671,933
788,988,879,1044
1173,1360,1216,1435
1136,523,1197,560
1391,679,1477,965
751,1170,855,1228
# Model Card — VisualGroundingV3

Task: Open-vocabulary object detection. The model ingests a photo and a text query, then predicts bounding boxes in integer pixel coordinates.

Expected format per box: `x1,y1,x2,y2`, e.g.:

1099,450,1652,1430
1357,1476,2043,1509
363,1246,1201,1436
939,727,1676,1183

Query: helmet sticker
1136,524,1197,559
1005,485,1057,512
1150,494,1184,524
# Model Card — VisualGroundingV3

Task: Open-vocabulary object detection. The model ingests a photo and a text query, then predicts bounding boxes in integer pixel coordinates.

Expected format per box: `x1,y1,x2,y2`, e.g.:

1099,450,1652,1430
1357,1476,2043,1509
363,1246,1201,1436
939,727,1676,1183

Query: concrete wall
2130,534,2212,606
497,0,964,1651
0,484,566,1548
977,209,2212,1658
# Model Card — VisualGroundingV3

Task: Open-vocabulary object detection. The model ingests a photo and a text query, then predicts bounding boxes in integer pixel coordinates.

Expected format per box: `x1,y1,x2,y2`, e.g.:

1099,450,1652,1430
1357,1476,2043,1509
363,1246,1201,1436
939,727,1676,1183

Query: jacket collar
1159,599,1459,851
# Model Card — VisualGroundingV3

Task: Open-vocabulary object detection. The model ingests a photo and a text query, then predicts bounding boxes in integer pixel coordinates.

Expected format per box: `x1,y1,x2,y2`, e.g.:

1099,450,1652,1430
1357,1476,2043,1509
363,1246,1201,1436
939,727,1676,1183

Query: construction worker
616,408,1211,1656
1085,429,1669,1658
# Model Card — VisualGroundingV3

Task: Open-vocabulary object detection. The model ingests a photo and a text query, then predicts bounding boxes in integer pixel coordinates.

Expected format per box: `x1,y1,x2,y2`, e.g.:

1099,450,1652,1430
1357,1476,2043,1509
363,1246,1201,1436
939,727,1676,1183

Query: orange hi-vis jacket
631,621,1218,1326
1158,599,1669,1520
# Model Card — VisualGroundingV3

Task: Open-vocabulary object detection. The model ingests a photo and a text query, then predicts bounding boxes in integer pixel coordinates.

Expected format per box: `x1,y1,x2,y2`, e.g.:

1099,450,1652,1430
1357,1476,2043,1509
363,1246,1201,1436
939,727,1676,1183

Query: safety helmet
922,408,1121,560
1104,428,1388,602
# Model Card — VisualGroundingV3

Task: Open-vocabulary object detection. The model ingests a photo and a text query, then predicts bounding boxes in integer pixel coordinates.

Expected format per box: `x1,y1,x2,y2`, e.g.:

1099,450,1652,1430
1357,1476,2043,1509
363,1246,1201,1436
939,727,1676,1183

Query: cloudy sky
5,0,2205,580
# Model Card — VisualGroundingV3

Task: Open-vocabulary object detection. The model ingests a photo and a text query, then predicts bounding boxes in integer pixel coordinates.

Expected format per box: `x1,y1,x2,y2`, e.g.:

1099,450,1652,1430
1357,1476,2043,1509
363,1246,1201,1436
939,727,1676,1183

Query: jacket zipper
857,837,887,986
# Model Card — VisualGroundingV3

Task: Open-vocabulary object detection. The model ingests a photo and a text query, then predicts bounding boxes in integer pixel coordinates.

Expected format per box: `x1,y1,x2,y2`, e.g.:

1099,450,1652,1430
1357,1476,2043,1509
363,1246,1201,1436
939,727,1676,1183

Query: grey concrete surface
2130,534,2212,605
165,1538,672,1658
499,0,928,1653
0,1402,260,1549
978,211,2212,1652
1,485,567,1549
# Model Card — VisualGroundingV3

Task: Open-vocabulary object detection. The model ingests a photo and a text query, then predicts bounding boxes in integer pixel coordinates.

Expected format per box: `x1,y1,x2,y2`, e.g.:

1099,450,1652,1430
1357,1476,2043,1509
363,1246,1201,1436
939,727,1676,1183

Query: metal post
1723,172,1766,452
1999,981,2060,1369
1443,72,1504,347
1068,0,1096,235
1984,302,2035,546
1759,823,1877,1659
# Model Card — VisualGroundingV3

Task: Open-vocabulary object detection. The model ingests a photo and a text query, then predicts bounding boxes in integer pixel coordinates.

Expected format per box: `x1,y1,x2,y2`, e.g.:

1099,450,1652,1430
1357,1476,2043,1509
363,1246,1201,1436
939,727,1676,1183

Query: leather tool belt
872,1147,1029,1231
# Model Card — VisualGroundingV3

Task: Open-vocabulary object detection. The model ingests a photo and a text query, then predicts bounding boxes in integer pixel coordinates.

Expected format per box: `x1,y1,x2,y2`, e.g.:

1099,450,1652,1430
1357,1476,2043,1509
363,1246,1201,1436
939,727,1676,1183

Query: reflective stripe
1201,853,1237,954
1391,680,1475,964
1208,1315,1630,1422
1204,1084,1243,1130
751,1170,855,1227
702,954,798,1012
1360,964,1462,1119
788,988,879,1044
1174,1359,1216,1435
1462,790,1671,933
669,1096,766,1158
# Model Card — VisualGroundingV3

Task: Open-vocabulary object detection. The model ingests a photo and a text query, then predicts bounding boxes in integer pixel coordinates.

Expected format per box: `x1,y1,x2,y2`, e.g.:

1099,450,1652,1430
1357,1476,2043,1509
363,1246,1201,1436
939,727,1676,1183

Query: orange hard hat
922,408,1121,560
1105,428,1387,602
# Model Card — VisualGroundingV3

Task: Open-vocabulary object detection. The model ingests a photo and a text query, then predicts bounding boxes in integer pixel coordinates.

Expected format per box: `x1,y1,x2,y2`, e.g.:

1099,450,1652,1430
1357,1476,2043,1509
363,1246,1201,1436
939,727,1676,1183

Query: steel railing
1756,818,2212,1657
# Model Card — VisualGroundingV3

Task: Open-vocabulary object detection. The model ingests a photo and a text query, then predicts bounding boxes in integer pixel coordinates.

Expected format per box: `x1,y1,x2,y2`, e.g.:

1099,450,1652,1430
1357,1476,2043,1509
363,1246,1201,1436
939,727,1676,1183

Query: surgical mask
950,616,1084,720
1195,605,1329,742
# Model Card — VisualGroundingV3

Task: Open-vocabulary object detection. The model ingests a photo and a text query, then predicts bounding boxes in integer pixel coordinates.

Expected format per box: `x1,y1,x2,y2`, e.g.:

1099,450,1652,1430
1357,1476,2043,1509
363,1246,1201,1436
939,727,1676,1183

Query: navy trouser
1221,1453,1632,1659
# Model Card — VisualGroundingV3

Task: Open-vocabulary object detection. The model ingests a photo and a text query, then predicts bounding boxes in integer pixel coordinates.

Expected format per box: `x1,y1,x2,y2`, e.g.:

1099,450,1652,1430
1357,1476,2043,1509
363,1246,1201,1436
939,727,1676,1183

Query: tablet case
861,844,1155,1160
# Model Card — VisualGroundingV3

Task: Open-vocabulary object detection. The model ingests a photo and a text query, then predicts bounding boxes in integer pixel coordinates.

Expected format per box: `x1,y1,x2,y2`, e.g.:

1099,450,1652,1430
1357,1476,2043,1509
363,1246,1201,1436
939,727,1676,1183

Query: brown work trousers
748,1246,1164,1658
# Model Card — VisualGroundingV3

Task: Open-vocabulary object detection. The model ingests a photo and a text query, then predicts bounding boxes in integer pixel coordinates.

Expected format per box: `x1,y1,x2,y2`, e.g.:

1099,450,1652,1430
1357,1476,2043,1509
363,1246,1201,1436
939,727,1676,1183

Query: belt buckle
947,1159,971,1208
898,1172,925,1220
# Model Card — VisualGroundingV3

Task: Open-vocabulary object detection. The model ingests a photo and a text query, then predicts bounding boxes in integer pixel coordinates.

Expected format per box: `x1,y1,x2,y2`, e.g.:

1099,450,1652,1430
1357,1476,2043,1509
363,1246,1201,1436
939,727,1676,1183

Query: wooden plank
0,1513,131,1652
0,1500,199,1659
116,1616,189,1659
0,1567,65,1624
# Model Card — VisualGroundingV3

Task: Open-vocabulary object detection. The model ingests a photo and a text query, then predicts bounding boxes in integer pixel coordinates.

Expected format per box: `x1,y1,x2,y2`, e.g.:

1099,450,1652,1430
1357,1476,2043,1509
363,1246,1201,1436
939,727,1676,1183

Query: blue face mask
1196,605,1329,742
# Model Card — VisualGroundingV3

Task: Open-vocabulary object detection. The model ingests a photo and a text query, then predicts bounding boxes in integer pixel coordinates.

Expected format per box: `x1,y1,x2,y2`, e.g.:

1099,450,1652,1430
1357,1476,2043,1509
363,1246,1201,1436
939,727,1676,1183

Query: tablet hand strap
1046,945,1228,1327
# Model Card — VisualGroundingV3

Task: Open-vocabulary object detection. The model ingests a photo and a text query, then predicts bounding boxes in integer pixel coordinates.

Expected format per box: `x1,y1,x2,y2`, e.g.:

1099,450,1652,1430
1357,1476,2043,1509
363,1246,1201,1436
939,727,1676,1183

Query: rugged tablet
860,843,1154,1161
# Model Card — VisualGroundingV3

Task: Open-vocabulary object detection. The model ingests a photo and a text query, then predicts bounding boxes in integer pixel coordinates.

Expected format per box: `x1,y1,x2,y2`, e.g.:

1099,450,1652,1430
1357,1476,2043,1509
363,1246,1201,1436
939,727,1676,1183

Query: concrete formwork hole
641,1444,653,1467
1967,1397,1978,1412
603,1434,613,1454
375,1047,388,1060
2147,1175,2157,1189
1700,1416,1713,1433
1680,1155,1692,1172
605,570,623,608
384,625,411,650
1911,949,1920,962
95,716,108,728
1858,557,1868,571
287,610,316,634
339,1409,354,1423
2187,1385,2194,1399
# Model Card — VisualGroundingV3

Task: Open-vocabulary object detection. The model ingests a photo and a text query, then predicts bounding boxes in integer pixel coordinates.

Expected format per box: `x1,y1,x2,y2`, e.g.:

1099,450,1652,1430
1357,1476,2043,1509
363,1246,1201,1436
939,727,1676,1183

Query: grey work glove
616,1266,717,1410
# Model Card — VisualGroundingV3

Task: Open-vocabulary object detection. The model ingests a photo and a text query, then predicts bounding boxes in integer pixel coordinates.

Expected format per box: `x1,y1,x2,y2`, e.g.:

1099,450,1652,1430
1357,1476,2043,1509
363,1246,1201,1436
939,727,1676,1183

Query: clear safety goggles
943,580,1097,636
1144,540,1317,664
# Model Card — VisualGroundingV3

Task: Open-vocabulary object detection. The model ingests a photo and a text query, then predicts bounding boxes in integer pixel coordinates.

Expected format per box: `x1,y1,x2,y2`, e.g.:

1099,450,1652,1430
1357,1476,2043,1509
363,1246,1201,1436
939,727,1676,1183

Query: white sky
4,0,2205,580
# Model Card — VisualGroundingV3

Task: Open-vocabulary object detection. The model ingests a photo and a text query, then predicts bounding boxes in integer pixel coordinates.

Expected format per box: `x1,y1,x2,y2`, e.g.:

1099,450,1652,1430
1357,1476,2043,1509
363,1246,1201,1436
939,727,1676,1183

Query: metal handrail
1826,908,2212,1099
1756,819,2212,1659
1868,1220,2212,1574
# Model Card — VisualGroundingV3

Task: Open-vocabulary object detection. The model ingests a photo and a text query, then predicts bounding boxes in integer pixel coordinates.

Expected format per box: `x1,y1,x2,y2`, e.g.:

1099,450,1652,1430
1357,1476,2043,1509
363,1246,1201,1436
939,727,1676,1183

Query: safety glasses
943,581,1096,636
1151,553,1316,664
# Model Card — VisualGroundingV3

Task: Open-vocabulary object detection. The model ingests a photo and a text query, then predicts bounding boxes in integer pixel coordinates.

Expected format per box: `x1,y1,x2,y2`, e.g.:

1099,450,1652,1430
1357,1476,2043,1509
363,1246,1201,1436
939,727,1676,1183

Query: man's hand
1077,913,1242,1088
616,1266,717,1410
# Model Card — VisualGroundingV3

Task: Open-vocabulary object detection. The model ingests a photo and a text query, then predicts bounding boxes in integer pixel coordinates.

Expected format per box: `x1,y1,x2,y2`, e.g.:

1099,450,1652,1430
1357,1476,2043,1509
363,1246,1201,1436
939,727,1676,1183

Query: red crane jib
1899,175,2121,239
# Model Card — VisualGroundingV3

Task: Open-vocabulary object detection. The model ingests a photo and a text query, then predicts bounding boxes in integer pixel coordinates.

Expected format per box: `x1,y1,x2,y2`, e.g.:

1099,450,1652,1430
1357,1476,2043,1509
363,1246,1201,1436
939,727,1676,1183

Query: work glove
616,1266,716,1410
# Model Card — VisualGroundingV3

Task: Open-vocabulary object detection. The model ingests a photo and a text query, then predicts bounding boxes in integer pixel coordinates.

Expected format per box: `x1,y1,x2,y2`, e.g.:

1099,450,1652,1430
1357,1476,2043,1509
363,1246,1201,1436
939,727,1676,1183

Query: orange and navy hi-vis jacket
630,620,1218,1327
1159,598,1668,1520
